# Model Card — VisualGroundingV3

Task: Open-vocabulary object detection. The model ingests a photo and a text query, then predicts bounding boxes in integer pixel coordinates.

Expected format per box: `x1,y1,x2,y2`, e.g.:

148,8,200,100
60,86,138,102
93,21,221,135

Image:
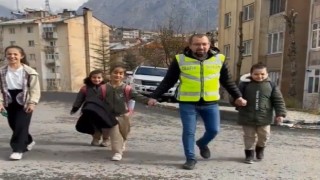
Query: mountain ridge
78,0,219,33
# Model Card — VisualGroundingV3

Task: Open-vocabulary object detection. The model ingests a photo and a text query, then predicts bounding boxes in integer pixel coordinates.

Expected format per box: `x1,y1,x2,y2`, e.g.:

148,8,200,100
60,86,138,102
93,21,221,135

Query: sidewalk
157,102,320,129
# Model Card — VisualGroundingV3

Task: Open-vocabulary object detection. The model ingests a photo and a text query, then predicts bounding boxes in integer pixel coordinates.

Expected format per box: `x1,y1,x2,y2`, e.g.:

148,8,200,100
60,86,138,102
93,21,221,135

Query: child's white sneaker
9,152,23,160
91,139,100,146
100,139,109,147
111,153,122,161
27,141,36,151
122,141,126,151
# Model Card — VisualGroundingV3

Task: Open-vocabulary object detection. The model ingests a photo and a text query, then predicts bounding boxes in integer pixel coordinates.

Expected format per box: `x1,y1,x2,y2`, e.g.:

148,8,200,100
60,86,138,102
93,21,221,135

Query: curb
156,102,320,130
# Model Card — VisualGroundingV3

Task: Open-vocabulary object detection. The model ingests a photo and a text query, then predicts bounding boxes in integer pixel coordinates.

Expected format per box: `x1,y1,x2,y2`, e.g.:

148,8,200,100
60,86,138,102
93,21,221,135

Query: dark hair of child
250,63,267,74
83,69,106,86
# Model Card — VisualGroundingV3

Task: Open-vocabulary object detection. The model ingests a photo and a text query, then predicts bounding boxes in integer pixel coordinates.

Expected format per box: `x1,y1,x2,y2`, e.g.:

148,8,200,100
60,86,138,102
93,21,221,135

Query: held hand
274,116,284,125
25,104,35,113
0,103,5,112
234,97,247,107
147,98,158,106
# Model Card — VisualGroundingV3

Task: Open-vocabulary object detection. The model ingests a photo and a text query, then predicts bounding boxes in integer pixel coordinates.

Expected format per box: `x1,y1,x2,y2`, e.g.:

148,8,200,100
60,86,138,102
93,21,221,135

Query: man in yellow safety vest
148,34,247,170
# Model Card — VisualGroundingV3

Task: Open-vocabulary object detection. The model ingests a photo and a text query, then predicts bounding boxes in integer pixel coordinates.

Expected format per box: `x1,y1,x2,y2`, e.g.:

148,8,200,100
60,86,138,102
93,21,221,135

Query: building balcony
42,32,58,39
44,46,57,53
45,59,61,66
47,73,60,79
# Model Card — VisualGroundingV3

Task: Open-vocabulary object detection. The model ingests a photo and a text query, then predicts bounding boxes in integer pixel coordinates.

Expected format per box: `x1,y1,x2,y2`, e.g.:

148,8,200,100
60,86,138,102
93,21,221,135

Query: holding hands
234,97,247,107
147,98,158,106
274,116,284,125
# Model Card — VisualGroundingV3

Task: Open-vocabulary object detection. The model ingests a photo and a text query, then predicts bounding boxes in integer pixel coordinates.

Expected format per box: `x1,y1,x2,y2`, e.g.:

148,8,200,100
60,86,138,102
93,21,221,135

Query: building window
268,32,284,54
47,79,60,88
269,71,280,85
10,41,16,45
270,0,285,15
243,3,254,21
27,27,33,33
312,22,320,49
43,27,56,32
242,40,252,56
224,12,231,28
9,28,15,34
28,40,35,47
46,53,59,60
29,54,36,60
224,44,230,59
49,41,56,46
308,69,320,93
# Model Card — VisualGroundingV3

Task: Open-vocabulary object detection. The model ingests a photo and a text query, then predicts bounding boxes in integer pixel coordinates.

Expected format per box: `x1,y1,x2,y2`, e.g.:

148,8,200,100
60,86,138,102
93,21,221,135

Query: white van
127,66,177,99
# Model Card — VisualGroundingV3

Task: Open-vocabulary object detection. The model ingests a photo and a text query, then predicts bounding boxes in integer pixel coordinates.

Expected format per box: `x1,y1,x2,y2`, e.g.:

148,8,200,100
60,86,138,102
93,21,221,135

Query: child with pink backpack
105,62,149,161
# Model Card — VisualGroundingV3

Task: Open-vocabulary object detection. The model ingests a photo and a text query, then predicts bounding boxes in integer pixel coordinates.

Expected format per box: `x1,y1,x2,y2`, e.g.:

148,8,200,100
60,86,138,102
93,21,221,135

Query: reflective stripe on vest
176,54,225,101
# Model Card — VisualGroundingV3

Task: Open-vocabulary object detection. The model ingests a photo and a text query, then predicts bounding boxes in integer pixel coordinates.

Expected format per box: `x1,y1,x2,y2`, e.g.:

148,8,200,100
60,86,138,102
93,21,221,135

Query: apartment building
0,8,110,92
218,0,311,108
304,0,320,108
110,27,140,42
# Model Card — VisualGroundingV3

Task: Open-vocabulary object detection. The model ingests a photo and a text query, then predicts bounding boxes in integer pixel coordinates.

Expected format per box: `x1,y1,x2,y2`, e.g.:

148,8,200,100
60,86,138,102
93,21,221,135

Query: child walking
236,63,286,164
0,45,41,160
71,69,110,147
105,62,148,161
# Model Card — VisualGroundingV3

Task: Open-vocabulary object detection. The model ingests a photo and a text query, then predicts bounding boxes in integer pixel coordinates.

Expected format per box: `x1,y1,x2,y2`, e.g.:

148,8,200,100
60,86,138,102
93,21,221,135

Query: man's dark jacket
150,47,242,104
75,96,118,135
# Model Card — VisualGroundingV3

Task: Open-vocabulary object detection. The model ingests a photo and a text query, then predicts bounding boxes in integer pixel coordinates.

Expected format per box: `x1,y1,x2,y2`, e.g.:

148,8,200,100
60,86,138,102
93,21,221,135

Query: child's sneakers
91,139,100,146
27,141,36,151
100,139,109,147
122,141,126,151
9,152,23,160
111,153,122,161
244,150,254,164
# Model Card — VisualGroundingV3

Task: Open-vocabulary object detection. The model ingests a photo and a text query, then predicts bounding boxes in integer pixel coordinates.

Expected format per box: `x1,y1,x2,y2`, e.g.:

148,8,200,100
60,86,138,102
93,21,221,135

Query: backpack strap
80,85,107,100
100,84,107,99
124,84,132,103
80,86,87,96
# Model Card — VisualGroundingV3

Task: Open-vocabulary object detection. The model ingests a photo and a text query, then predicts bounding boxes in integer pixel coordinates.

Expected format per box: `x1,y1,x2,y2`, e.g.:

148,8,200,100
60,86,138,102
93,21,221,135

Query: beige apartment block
304,0,320,109
0,8,110,92
218,0,311,108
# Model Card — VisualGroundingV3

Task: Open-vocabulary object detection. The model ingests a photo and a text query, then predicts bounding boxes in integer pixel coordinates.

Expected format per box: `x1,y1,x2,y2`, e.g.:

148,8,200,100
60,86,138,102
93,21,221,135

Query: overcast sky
0,0,88,11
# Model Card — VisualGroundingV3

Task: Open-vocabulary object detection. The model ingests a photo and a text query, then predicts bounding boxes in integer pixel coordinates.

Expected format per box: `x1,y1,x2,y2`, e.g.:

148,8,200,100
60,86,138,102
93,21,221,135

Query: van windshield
135,67,167,77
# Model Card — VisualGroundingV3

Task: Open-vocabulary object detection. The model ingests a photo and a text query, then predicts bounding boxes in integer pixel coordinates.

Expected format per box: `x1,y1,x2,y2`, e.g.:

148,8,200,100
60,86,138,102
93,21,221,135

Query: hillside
78,0,219,32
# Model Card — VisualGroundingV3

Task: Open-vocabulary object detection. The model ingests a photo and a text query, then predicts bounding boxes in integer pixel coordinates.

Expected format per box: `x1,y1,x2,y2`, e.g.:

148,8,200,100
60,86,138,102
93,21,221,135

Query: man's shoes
27,141,36,151
9,152,23,160
182,159,197,170
111,153,122,161
196,140,211,159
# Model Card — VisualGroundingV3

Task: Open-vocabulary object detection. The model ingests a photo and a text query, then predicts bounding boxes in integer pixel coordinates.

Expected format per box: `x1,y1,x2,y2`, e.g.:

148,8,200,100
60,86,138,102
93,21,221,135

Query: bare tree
236,11,244,84
91,26,111,74
139,6,187,67
283,9,298,97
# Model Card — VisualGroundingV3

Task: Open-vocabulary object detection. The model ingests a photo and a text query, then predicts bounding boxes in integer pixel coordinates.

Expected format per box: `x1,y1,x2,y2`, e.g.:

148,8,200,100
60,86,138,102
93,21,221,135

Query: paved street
0,93,319,180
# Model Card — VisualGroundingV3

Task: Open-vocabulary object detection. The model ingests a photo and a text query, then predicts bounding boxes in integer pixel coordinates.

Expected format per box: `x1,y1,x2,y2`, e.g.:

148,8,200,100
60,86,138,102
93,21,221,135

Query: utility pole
45,0,51,13
236,11,244,84
206,9,209,32
16,0,19,11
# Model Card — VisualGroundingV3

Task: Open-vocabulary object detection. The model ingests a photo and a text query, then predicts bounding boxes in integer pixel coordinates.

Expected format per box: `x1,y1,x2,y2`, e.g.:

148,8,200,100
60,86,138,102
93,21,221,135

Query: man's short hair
188,34,210,44
250,63,267,73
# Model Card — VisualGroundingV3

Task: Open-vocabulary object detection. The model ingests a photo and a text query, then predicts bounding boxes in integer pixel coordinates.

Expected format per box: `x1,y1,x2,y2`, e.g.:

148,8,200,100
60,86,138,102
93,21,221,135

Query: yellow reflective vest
176,54,225,101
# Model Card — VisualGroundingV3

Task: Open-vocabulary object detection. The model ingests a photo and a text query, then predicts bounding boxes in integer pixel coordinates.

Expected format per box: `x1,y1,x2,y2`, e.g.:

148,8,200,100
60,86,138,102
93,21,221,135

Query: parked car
126,66,178,101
